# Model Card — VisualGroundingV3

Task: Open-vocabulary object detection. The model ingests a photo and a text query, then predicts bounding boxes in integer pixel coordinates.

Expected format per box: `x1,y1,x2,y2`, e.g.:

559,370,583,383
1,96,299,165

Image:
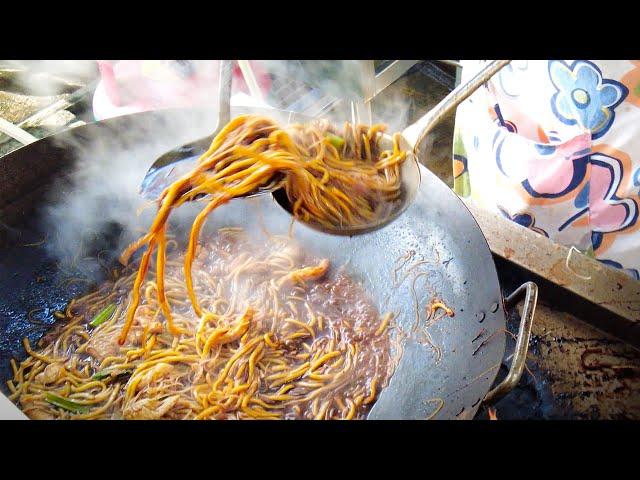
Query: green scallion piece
45,393,89,413
89,303,116,328
91,370,111,381
326,133,345,149
92,369,131,381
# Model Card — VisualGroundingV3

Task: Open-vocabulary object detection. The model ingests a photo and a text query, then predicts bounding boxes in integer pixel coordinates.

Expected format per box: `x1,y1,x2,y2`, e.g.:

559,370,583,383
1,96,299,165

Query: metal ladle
139,60,511,236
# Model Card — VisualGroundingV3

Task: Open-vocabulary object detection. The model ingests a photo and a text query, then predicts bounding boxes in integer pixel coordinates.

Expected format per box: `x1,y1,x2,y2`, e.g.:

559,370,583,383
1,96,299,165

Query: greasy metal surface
483,296,640,420
527,301,640,419
0,66,89,155
0,108,506,419
372,61,420,97
476,257,640,419
464,199,640,325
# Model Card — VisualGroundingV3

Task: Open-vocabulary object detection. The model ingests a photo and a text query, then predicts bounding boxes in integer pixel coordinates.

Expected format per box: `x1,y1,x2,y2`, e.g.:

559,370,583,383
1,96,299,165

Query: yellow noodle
11,158,403,420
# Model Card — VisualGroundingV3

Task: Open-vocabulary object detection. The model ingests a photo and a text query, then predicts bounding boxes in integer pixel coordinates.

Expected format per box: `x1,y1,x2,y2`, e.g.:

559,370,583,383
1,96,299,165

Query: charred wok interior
0,108,508,420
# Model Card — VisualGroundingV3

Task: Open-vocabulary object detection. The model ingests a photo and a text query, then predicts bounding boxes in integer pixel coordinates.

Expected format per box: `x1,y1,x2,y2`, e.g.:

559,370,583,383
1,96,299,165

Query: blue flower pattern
497,206,549,237
549,60,628,140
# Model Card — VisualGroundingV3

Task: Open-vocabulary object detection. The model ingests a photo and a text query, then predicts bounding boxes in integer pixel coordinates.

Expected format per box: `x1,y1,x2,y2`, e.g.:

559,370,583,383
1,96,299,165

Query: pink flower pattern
454,60,640,277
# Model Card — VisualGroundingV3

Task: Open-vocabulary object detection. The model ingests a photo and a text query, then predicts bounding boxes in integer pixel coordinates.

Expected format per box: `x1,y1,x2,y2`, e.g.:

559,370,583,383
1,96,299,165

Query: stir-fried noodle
9,115,407,419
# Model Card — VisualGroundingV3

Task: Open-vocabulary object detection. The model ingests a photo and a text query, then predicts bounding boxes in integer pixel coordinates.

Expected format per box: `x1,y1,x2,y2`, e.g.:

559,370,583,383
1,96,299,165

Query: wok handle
483,281,538,404
401,60,511,153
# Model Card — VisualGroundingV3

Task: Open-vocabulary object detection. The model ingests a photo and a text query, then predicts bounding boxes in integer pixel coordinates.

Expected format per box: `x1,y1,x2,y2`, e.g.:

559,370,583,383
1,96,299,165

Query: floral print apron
453,60,640,279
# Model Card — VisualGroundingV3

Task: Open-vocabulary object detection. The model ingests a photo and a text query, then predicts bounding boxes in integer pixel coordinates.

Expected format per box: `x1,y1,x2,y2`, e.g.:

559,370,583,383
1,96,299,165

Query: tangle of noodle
10,115,407,419
10,229,397,419
117,114,406,345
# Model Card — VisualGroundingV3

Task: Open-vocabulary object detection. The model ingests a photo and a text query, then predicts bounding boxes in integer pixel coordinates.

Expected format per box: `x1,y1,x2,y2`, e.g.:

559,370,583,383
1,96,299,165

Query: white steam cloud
1,60,97,96
12,60,427,281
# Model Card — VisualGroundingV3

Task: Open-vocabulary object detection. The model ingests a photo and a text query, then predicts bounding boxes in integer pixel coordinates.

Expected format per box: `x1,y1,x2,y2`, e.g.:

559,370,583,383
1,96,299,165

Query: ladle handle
218,60,233,127
483,281,538,404
402,60,511,154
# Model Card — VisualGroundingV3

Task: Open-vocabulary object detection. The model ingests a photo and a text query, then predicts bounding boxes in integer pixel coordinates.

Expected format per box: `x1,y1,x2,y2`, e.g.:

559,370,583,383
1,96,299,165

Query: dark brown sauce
29,228,398,419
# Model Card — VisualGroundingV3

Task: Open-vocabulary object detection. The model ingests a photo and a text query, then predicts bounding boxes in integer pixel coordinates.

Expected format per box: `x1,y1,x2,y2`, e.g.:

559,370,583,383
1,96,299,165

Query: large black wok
0,106,536,419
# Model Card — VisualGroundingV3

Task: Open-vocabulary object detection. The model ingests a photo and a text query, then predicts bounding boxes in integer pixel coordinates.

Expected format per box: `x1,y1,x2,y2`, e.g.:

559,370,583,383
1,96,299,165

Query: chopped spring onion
45,393,89,413
92,369,131,381
89,303,116,328
326,134,345,149
91,370,112,381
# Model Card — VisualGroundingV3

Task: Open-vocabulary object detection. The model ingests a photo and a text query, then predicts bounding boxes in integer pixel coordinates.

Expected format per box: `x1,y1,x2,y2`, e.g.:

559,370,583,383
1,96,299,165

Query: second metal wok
0,105,536,419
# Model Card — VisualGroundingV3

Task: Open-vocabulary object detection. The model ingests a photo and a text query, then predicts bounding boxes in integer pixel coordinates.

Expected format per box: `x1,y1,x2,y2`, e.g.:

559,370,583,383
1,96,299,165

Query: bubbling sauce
10,228,398,420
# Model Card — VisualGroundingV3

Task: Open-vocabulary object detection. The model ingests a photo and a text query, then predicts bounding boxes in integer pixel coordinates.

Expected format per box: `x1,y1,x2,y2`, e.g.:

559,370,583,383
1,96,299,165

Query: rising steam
12,60,422,285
